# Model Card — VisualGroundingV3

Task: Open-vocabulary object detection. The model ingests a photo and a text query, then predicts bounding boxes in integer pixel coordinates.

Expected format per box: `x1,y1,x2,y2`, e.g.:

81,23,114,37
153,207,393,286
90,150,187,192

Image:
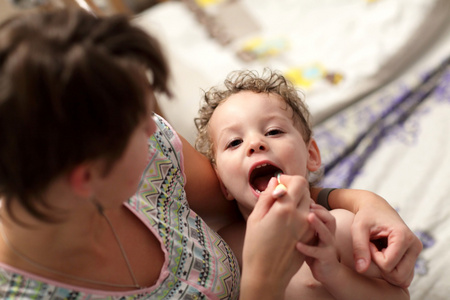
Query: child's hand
296,203,340,283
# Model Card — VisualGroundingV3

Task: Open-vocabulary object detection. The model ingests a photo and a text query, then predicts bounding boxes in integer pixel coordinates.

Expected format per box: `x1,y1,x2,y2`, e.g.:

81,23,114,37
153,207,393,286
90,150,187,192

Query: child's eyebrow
215,123,240,143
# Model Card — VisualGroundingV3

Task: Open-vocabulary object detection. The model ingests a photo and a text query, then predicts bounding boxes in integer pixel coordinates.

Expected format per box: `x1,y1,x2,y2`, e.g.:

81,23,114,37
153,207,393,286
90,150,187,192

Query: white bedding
134,0,449,143
133,1,450,299
315,26,450,299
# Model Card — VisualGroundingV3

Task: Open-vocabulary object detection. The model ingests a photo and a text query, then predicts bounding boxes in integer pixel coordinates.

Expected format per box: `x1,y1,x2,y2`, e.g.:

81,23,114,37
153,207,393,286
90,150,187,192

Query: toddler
195,69,410,300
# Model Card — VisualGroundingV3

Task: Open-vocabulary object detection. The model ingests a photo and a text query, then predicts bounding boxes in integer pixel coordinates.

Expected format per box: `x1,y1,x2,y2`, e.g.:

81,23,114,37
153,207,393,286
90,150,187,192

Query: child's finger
296,242,325,260
309,212,334,245
310,203,336,233
296,242,318,257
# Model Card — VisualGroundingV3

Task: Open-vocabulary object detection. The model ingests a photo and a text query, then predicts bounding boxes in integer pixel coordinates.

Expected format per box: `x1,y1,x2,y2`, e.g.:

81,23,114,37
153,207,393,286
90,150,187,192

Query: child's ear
67,164,94,198
213,165,235,201
307,138,321,172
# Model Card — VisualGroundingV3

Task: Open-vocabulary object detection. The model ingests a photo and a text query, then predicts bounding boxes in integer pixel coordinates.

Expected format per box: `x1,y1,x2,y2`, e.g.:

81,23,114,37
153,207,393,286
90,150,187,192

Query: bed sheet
134,0,449,144
314,20,450,299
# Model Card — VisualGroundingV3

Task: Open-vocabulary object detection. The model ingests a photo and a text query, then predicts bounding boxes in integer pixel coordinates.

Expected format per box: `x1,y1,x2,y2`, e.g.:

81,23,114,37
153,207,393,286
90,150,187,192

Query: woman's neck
0,197,148,291
0,194,106,260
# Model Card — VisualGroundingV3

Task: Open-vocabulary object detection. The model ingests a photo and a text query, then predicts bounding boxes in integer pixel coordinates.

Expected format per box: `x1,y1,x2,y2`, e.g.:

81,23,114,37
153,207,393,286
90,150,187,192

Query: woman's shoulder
153,114,183,151
150,114,184,171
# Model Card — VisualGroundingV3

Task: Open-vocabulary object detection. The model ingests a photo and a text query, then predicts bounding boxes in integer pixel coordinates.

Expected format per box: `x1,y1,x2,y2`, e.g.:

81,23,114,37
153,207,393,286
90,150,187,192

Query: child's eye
266,129,283,136
226,139,242,149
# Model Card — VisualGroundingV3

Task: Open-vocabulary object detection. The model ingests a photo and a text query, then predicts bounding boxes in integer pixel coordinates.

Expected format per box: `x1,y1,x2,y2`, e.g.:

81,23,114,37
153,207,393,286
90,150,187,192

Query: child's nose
247,139,268,156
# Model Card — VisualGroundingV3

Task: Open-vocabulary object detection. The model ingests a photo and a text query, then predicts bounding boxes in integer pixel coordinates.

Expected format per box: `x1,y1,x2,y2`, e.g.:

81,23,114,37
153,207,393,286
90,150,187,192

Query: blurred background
1,2,450,299
0,0,163,21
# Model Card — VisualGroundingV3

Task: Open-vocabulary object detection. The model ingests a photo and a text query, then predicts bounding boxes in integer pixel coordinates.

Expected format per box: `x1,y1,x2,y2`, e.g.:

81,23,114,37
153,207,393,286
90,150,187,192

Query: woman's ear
214,165,235,201
67,164,94,198
307,138,321,172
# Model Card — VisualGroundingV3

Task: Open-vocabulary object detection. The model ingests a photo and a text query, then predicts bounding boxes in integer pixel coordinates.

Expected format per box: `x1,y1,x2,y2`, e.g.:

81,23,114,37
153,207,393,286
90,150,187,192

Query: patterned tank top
0,115,240,299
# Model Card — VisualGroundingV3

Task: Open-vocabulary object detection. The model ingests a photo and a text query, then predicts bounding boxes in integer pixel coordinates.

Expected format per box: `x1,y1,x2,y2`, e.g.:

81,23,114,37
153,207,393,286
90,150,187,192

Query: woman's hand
327,189,422,287
240,175,314,300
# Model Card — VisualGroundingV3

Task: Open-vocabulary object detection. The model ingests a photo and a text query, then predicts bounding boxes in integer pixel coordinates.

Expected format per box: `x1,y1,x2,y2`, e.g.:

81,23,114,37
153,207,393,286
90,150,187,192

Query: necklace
0,200,143,290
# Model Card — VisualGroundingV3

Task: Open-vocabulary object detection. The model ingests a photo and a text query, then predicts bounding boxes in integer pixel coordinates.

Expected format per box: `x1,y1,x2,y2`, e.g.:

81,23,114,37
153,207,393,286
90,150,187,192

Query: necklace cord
97,204,141,288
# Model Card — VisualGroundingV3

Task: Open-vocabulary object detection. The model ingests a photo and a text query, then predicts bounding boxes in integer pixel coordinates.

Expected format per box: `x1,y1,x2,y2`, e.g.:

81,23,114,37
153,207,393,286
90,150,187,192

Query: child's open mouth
249,163,283,194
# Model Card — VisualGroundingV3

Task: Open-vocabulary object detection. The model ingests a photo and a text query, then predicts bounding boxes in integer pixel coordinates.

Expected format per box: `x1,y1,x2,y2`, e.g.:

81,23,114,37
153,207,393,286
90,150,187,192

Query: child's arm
312,188,421,288
297,205,409,300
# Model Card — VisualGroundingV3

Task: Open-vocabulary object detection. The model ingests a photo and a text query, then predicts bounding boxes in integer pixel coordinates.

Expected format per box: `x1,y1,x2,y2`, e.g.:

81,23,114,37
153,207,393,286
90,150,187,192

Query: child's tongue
253,174,274,192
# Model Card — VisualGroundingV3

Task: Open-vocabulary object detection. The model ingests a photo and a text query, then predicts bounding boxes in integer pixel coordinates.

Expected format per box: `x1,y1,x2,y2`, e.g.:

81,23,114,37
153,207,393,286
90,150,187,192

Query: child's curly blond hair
195,69,312,164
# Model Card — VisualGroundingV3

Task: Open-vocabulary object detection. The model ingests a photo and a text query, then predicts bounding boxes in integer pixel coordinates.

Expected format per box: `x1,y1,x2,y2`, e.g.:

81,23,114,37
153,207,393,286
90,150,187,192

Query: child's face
209,91,320,218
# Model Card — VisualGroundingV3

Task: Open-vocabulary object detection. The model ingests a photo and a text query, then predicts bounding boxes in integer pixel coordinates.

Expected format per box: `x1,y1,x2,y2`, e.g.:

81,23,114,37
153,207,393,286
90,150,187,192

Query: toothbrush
273,172,287,198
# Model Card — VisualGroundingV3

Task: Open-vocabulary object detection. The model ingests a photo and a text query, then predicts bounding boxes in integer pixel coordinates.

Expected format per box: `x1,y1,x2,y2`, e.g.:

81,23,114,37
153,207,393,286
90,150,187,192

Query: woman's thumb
249,177,278,220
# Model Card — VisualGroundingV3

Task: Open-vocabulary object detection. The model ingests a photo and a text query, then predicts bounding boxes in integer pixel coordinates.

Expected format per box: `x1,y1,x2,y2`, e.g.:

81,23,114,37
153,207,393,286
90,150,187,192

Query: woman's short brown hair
0,9,170,221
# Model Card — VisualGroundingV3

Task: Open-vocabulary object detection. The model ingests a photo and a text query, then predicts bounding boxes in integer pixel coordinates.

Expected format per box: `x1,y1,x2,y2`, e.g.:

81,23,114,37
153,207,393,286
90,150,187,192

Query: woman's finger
250,177,278,221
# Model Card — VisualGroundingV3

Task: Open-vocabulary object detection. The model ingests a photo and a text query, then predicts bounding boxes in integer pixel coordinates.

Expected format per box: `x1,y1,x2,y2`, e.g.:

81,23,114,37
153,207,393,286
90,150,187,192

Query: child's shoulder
331,208,354,263
330,208,355,226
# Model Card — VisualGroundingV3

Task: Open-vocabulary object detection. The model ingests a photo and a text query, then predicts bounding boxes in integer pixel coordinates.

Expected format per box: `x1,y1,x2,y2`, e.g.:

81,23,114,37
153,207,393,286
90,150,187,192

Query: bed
133,1,450,299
